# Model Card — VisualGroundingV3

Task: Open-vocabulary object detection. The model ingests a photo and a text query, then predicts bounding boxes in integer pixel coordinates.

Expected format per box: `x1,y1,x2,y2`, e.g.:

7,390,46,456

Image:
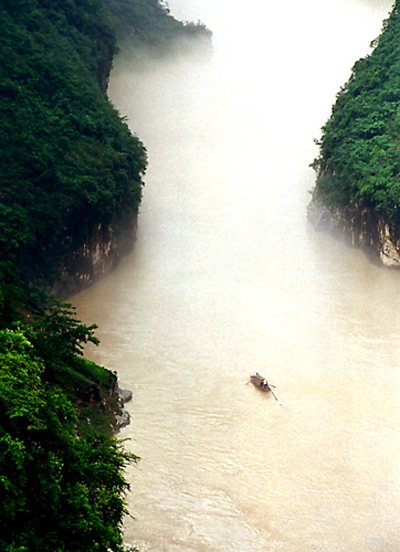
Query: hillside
105,0,212,54
0,0,147,295
0,1,211,551
309,2,400,266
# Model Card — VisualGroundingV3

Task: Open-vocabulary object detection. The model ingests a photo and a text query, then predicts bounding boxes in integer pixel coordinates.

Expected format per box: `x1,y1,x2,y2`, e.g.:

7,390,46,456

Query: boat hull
250,374,271,392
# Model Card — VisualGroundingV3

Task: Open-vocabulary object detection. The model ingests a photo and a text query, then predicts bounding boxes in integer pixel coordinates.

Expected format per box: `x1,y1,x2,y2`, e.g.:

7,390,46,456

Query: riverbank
0,2,211,550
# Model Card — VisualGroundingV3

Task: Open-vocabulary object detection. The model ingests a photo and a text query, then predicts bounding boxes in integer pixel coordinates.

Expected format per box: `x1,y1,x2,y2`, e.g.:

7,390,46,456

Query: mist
72,0,400,550
111,0,393,186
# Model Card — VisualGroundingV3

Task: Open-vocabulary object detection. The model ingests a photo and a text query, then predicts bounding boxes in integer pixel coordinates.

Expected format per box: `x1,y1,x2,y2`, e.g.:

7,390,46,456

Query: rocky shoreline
116,386,133,430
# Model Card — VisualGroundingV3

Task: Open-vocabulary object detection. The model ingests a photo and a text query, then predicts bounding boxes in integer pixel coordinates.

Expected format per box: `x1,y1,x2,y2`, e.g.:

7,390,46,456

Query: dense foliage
0,0,147,288
0,1,211,550
312,2,400,219
0,300,138,552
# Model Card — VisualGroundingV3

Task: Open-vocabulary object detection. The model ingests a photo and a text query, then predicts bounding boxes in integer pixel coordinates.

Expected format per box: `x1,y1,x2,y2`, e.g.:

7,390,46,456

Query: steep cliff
0,0,211,297
0,2,212,551
51,215,137,298
309,2,400,267
0,0,146,296
308,199,400,267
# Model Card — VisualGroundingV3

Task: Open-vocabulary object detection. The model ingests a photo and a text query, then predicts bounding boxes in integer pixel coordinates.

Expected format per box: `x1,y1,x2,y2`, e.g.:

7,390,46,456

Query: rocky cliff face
51,215,137,298
47,21,141,300
308,200,400,269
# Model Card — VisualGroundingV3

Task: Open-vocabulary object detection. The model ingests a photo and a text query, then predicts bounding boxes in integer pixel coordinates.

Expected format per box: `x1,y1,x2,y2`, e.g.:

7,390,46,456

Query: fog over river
72,1,400,550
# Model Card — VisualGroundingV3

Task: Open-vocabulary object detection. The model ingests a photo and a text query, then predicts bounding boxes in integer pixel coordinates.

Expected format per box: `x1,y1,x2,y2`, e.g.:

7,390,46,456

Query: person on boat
262,379,268,389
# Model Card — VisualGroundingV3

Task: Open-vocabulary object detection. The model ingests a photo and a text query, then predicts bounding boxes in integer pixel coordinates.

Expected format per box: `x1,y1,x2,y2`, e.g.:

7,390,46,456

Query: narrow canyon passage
73,1,400,550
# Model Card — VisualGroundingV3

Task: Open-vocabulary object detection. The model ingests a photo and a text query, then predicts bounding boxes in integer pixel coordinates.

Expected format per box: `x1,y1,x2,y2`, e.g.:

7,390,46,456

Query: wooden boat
250,373,276,393
250,373,270,391
250,374,279,401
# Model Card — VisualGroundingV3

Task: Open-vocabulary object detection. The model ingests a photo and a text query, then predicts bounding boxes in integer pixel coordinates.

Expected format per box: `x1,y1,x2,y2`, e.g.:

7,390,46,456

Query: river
72,1,400,550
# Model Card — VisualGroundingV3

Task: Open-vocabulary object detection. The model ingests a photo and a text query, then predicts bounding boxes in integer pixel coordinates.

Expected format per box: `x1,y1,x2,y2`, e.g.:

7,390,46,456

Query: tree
0,327,136,552
312,1,400,219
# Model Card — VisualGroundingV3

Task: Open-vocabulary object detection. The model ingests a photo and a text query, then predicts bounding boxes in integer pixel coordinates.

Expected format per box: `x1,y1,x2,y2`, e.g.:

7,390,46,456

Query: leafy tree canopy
312,2,400,219
0,0,147,288
0,305,138,552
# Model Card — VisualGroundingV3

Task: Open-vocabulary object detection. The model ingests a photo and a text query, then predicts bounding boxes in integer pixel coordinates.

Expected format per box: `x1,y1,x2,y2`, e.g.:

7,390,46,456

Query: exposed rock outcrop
307,199,400,268
51,214,137,298
115,387,132,430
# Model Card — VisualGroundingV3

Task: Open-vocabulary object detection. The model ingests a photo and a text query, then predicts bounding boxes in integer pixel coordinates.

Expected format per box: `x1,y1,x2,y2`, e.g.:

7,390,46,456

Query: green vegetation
311,2,400,220
0,0,147,288
0,297,138,552
105,0,212,55
0,1,211,550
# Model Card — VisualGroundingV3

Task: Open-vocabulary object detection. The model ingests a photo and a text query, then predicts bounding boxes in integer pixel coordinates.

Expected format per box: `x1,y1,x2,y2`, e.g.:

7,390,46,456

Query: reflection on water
72,0,400,550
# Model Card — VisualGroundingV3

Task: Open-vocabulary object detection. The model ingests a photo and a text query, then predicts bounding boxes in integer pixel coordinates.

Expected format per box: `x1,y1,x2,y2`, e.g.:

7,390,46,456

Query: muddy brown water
72,1,400,549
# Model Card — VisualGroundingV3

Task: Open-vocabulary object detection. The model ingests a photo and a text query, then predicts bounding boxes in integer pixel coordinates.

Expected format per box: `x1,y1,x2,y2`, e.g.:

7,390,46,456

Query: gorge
2,0,400,551
72,0,400,550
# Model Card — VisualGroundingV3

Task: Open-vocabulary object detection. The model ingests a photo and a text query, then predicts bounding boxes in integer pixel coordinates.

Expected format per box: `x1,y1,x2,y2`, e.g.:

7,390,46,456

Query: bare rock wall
308,200,400,269
51,215,137,298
